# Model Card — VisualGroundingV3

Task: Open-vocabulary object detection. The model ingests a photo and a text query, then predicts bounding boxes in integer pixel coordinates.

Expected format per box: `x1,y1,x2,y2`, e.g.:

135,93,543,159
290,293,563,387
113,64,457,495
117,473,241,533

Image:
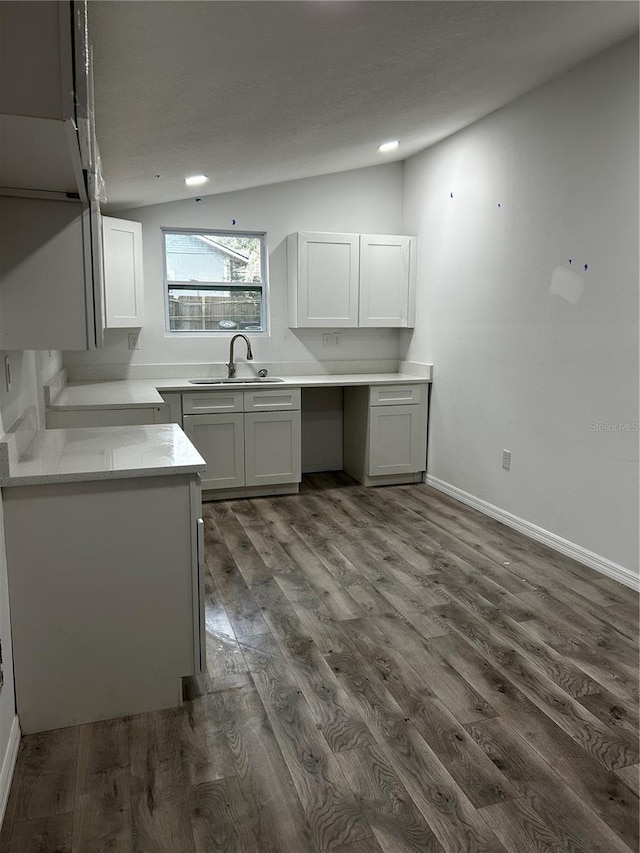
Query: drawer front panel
243,388,301,411
369,384,425,407
182,391,244,414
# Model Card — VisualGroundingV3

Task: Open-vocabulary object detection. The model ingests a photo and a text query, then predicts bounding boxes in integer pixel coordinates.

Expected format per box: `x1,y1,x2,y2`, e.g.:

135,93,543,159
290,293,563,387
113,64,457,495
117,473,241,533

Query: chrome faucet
227,334,254,378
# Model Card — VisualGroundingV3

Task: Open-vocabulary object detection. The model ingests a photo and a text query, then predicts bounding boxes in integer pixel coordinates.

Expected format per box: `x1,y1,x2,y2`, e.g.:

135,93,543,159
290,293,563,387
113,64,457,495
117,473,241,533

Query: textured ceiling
90,1,639,211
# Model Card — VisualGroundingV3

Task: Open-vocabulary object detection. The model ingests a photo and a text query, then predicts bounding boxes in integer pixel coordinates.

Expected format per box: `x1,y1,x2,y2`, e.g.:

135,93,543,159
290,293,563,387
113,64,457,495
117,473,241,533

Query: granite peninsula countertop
0,423,206,487
47,373,431,411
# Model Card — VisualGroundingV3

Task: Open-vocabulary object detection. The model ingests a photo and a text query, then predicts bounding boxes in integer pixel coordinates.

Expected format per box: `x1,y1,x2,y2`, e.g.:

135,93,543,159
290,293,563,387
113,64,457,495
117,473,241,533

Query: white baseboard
0,716,20,827
425,475,639,592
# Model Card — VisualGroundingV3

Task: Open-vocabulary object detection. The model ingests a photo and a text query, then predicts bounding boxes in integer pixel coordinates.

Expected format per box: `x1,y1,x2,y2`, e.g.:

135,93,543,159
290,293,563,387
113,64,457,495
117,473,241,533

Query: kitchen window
163,229,267,333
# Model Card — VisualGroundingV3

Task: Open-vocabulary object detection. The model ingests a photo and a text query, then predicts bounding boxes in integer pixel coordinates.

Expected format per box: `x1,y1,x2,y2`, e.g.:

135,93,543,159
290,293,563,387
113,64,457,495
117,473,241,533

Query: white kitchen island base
2,457,205,733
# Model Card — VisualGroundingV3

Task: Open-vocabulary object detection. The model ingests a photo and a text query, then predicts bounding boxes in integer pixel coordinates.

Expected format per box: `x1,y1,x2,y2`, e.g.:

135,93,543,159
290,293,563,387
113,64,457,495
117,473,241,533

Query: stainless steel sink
188,377,285,385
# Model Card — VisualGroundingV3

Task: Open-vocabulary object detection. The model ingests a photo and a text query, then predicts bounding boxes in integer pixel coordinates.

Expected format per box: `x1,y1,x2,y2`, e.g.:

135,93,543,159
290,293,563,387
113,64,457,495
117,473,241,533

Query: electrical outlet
502,449,511,470
4,357,11,392
128,332,140,350
333,333,342,347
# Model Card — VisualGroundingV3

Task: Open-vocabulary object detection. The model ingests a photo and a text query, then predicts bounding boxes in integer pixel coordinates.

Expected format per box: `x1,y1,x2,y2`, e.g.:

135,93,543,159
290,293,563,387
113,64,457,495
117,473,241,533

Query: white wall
401,36,639,577
64,164,405,378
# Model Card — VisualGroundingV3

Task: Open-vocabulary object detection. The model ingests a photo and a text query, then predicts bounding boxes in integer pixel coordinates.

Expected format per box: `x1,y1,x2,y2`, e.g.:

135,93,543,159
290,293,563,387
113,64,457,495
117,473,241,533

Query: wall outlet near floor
502,449,511,470
128,332,140,350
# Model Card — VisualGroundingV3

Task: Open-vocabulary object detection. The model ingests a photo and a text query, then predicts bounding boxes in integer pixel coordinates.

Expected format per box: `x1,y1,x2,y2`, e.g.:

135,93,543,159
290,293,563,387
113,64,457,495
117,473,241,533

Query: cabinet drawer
182,391,244,414
243,388,301,411
369,384,425,407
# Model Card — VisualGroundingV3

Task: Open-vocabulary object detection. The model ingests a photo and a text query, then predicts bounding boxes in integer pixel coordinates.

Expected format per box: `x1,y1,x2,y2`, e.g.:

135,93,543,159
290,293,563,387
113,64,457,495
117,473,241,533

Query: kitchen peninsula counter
0,422,206,487
0,418,206,734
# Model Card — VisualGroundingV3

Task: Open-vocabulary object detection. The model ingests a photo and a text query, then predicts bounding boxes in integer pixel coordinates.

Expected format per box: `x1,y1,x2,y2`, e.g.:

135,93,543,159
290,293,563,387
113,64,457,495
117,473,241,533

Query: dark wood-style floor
1,474,638,853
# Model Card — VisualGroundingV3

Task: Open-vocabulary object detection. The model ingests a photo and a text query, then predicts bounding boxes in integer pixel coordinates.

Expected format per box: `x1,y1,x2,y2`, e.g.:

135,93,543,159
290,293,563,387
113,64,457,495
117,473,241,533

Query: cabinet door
359,235,416,327
183,414,245,490
103,216,144,328
0,197,94,350
289,232,359,327
368,404,426,476
244,411,301,486
0,0,74,121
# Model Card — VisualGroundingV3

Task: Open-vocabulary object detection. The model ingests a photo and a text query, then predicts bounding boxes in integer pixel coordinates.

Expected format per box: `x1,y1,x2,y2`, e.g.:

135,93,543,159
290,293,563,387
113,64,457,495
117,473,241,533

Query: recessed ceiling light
185,174,209,187
378,140,399,153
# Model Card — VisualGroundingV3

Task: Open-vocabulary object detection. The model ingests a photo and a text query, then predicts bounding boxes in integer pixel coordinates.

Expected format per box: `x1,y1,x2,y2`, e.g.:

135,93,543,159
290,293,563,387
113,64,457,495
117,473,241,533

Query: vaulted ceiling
90,1,639,211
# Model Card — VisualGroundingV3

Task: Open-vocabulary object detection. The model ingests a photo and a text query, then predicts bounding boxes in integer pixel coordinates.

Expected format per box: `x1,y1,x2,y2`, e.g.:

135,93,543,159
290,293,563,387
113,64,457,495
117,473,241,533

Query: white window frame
162,227,269,336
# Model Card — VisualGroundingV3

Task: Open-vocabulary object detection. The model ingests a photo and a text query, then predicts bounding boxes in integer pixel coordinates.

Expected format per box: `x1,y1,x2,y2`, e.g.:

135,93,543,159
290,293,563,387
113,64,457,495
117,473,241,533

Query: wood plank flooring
2,474,638,852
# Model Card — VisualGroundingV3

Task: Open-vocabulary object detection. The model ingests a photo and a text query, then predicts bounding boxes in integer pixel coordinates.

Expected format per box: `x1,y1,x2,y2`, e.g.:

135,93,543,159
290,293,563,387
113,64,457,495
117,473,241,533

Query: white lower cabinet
368,404,426,476
344,384,428,486
3,473,203,734
183,389,302,498
244,411,302,486
183,413,245,490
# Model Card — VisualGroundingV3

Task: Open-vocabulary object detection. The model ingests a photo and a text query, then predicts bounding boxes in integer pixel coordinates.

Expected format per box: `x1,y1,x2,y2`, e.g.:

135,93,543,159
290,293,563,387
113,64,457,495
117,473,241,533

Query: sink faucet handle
257,368,268,378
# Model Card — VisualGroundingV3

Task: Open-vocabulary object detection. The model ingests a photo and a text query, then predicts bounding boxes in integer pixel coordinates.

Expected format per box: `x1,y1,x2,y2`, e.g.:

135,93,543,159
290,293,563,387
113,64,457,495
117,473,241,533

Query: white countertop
0,424,207,487
49,373,431,411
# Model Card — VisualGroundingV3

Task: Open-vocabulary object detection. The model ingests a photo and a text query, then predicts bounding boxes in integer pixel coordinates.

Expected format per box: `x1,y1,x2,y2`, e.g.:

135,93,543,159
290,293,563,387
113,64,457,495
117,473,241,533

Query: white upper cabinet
287,231,416,328
103,217,144,328
0,0,91,195
0,1,105,350
0,196,97,351
288,232,360,327
359,234,416,327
